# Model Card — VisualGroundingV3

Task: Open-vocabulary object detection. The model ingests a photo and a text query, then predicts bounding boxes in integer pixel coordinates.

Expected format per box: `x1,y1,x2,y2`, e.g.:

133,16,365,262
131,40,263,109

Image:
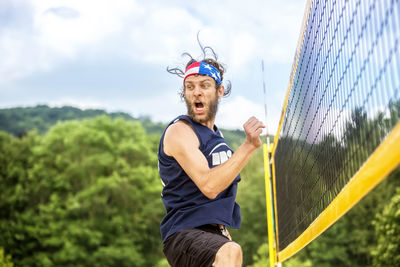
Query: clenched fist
243,116,265,149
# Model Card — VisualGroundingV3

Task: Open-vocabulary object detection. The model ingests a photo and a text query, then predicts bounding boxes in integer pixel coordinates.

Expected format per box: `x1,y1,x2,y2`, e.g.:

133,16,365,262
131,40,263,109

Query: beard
184,91,219,124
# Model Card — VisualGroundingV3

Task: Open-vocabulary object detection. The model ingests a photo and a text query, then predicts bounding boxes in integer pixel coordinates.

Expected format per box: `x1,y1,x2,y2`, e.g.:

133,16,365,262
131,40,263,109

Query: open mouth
194,101,205,113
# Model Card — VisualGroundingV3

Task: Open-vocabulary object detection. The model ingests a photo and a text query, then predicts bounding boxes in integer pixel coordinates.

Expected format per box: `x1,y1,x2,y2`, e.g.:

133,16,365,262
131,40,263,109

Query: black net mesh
274,0,400,251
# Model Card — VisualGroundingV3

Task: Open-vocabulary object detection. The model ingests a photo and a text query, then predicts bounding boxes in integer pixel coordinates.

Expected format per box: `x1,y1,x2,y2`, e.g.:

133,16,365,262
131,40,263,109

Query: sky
0,0,307,134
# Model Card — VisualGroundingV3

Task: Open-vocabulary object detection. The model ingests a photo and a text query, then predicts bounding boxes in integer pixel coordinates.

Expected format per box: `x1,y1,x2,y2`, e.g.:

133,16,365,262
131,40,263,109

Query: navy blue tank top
158,115,241,242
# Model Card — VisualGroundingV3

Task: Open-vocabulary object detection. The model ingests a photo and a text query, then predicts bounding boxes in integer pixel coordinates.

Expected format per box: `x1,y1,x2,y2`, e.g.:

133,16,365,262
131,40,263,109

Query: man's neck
188,114,216,131
203,120,215,131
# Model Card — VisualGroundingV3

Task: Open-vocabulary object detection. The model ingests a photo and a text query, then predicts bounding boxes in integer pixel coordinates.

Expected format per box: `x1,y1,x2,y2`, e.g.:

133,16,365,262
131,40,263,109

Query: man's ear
181,88,186,99
218,85,224,99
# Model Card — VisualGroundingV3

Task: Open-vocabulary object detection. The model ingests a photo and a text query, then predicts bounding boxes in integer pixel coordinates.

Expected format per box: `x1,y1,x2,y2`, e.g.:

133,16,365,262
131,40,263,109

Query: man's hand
243,116,265,150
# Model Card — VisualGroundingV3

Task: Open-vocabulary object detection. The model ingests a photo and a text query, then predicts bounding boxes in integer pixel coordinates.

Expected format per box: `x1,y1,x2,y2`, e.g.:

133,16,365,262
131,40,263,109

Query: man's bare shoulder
164,119,199,156
165,120,194,138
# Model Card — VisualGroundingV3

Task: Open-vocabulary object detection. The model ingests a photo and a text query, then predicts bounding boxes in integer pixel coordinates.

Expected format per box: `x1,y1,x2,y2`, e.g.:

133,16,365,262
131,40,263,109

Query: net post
271,148,280,256
263,143,278,266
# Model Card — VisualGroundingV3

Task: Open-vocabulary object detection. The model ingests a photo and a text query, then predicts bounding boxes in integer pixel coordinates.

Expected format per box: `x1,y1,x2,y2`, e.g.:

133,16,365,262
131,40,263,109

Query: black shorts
163,225,232,267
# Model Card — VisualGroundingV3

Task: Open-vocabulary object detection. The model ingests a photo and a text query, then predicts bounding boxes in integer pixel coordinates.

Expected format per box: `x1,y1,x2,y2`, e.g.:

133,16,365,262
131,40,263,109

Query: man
158,56,265,266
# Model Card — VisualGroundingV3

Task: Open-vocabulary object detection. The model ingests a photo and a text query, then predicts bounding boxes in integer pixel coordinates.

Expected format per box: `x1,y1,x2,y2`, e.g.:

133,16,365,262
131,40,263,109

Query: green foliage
248,170,400,267
306,219,352,267
0,248,14,267
222,129,246,149
270,102,400,267
371,187,400,266
293,166,400,267
0,105,150,137
231,148,268,266
249,243,312,267
248,243,269,267
0,105,254,266
0,116,164,266
1,104,398,266
155,258,170,267
138,115,167,135
283,255,312,267
0,105,250,143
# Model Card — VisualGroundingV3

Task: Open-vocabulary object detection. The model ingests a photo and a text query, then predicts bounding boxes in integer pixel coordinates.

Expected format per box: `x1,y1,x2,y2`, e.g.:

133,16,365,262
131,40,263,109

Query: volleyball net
264,0,400,264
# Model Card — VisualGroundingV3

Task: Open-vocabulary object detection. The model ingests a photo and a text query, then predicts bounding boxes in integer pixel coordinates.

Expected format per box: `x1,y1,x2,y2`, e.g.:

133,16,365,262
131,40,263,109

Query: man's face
183,75,224,125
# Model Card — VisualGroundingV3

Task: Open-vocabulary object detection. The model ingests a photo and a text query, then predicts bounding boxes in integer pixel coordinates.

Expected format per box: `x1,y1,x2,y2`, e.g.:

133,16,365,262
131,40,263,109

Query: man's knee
224,242,242,258
214,242,243,266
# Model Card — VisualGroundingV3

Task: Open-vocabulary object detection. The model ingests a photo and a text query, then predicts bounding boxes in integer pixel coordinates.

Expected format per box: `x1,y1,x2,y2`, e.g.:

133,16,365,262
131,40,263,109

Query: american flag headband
183,62,222,85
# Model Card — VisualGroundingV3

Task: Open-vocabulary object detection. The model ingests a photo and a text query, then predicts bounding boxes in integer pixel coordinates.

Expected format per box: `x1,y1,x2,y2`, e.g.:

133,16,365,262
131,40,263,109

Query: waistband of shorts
196,224,226,233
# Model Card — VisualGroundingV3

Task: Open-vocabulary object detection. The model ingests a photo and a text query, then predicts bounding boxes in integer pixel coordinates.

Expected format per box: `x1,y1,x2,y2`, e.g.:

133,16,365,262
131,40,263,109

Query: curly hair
167,34,232,100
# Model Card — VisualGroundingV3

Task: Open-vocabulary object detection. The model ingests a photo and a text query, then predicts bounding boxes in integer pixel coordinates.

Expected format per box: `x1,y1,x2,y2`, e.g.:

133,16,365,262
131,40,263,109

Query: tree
0,105,134,136
249,243,312,267
0,116,165,266
0,248,14,267
230,148,268,266
371,187,400,266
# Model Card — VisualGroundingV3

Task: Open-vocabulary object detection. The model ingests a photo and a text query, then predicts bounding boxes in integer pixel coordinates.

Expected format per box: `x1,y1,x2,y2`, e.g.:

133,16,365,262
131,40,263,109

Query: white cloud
128,6,203,64
0,0,140,84
33,0,138,55
47,97,107,111
0,0,305,135
217,96,265,131
123,91,187,123
0,0,306,85
217,95,283,135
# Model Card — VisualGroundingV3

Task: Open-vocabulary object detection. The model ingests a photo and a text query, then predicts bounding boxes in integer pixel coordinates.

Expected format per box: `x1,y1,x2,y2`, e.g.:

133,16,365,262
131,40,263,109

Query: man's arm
163,117,265,199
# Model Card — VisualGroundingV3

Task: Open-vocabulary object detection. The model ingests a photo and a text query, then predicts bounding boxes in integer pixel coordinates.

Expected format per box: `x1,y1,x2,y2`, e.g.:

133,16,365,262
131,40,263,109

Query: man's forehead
185,75,214,83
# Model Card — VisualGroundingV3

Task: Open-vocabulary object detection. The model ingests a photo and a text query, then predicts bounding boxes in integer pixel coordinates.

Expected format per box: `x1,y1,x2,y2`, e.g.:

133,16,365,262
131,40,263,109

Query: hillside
0,105,246,146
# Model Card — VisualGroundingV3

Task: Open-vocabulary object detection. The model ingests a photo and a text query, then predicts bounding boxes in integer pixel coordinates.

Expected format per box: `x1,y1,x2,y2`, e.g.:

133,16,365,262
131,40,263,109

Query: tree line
0,105,399,266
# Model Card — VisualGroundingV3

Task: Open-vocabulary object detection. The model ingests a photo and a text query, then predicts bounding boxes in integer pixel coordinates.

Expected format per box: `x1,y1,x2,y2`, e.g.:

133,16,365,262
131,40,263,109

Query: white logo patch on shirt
209,143,233,166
